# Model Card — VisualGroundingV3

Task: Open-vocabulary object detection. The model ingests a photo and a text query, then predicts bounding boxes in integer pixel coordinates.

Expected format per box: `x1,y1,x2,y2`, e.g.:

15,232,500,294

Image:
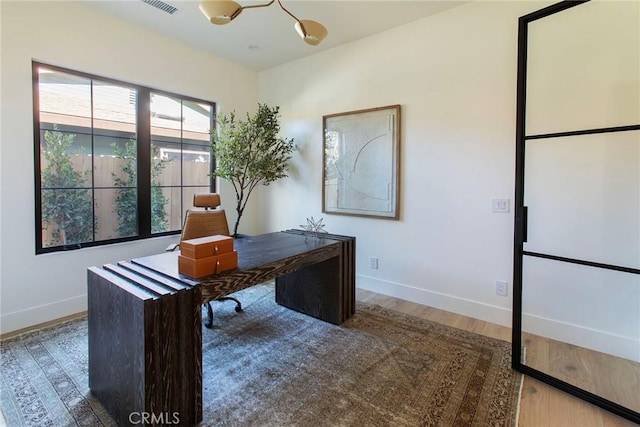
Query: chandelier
199,0,328,46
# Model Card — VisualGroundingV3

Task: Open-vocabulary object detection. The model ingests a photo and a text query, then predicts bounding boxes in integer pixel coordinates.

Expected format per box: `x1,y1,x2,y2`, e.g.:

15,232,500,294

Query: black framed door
513,1,640,423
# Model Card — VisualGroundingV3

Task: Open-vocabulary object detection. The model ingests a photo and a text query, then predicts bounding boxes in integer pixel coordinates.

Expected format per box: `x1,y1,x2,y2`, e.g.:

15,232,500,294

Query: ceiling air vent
141,0,178,15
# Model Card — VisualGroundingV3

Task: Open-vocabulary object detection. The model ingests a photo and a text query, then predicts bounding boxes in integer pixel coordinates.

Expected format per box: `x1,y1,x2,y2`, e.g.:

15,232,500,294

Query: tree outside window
41,128,95,246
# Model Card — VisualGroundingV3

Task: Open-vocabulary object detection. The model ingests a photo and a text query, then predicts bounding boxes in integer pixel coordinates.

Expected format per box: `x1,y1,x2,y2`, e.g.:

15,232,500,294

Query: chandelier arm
276,0,307,35
238,0,275,12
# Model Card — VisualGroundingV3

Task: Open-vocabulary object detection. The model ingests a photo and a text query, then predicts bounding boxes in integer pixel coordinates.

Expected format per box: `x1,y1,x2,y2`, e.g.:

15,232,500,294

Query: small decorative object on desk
300,216,328,239
178,235,237,278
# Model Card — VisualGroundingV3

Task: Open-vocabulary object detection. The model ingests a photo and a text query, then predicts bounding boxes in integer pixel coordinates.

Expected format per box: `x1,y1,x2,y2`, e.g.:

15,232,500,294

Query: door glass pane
524,131,640,270
521,255,640,412
526,1,640,135
518,0,640,421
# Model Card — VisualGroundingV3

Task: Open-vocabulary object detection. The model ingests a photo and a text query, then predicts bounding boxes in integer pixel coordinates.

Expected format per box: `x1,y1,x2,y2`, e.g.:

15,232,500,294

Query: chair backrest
180,193,230,241
193,193,221,210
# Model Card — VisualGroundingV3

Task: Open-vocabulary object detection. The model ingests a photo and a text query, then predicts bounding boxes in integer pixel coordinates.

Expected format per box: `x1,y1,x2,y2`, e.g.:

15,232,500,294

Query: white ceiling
85,0,467,71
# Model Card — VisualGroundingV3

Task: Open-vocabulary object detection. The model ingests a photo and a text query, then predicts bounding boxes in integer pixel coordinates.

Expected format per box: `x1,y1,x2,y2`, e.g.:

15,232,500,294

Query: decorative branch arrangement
211,104,296,237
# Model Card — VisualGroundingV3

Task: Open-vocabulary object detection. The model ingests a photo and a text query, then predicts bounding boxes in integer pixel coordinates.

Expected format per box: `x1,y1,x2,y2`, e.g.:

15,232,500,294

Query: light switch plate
492,198,510,213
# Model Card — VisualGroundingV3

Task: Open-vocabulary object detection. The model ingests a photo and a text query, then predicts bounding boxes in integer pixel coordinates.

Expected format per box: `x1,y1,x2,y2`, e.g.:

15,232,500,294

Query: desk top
131,230,345,287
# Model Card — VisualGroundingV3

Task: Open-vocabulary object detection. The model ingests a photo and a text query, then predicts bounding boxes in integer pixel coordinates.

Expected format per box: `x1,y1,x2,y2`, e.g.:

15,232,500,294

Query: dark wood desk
87,230,355,426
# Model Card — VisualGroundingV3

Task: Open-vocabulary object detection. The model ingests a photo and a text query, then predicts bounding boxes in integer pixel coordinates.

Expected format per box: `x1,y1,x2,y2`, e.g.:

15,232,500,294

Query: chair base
204,297,242,329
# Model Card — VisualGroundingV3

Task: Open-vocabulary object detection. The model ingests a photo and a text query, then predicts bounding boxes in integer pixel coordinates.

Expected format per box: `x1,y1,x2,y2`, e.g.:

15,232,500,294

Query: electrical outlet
370,257,379,270
496,280,508,296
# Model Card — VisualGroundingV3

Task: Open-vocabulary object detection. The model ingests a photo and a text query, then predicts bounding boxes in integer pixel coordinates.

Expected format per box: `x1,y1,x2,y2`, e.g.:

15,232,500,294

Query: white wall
257,0,639,359
259,0,538,325
0,1,259,334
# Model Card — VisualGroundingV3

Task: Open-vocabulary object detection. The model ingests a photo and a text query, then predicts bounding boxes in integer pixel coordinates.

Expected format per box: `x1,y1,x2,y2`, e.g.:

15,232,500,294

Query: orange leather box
180,235,234,259
178,251,238,279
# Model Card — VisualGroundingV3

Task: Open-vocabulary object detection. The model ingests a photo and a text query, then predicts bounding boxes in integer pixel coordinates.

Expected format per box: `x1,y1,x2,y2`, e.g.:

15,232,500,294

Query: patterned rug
1,283,522,426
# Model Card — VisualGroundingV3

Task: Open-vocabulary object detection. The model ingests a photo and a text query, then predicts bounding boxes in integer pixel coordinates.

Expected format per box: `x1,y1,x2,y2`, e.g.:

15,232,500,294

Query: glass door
513,1,640,423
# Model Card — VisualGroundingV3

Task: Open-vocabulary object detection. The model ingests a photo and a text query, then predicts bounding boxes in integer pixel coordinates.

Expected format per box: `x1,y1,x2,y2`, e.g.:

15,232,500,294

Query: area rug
1,283,522,426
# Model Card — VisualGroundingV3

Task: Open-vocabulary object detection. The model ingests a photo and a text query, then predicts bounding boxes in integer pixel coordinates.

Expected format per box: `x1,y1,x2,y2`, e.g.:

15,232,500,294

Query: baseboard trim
1,295,87,336
522,312,639,362
357,274,512,327
357,274,639,362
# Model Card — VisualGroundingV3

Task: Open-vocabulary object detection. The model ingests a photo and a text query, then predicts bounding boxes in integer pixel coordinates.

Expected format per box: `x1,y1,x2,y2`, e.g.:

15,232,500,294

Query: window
33,62,215,253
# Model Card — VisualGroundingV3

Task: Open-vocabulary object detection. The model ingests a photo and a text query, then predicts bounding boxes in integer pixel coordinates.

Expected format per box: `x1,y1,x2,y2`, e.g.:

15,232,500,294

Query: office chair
170,193,242,328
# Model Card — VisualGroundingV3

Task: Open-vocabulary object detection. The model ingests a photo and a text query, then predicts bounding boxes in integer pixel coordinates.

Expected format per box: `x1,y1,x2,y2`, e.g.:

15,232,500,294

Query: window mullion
137,88,152,237
90,80,97,244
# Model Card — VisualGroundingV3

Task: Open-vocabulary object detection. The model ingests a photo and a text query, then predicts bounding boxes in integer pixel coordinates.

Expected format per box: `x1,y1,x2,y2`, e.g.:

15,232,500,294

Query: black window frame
33,61,216,254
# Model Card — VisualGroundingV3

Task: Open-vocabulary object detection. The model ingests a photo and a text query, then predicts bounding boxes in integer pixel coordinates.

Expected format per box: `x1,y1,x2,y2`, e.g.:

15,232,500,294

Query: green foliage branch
41,128,94,246
111,140,170,236
211,104,296,237
149,145,170,233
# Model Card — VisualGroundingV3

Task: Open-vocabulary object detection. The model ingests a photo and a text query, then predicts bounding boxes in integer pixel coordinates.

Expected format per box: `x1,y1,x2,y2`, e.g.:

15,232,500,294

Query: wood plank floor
522,332,640,414
357,288,639,427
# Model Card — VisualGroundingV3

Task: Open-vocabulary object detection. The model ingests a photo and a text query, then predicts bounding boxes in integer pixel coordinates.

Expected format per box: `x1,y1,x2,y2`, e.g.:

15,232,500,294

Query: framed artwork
322,105,401,219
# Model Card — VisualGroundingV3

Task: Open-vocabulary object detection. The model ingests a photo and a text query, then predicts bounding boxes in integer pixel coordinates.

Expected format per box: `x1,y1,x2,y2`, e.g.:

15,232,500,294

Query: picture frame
322,105,401,219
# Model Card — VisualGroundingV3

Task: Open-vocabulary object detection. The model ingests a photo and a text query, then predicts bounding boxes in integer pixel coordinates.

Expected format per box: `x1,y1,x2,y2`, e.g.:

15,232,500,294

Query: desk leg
276,257,341,324
88,268,202,426
276,235,355,324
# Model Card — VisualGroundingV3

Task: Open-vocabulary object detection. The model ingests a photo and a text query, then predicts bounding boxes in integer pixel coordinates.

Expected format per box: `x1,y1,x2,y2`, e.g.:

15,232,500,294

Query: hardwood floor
356,288,638,427
522,332,640,415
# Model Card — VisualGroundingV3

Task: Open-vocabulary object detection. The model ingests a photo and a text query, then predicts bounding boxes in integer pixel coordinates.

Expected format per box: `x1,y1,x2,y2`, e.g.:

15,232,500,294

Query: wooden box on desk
180,235,234,259
178,251,238,278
